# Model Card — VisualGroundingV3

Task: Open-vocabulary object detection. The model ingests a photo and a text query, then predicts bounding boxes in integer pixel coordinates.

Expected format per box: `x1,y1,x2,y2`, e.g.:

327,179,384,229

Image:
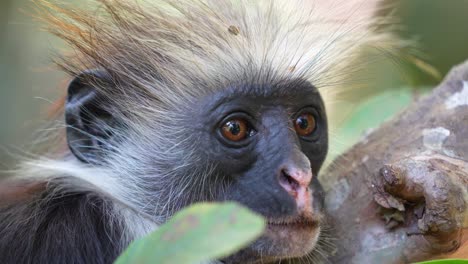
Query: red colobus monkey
0,0,393,263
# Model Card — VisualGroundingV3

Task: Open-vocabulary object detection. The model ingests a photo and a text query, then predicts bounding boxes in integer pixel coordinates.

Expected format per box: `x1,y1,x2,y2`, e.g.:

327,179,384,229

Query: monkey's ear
65,70,118,163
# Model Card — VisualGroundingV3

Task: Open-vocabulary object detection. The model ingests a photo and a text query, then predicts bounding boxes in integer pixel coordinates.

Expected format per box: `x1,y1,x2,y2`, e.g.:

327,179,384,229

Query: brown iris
294,113,316,136
221,118,249,142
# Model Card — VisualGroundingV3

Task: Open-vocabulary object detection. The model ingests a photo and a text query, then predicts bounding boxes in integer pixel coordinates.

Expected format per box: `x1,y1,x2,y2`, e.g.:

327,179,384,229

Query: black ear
65,70,119,163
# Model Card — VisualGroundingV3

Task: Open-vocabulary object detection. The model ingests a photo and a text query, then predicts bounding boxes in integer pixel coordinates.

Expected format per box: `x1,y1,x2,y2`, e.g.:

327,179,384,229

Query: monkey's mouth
265,215,320,240
260,214,321,258
266,215,319,229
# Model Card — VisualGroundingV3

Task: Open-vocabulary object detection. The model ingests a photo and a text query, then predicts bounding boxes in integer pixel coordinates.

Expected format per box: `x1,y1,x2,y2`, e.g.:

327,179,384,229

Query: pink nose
278,165,313,207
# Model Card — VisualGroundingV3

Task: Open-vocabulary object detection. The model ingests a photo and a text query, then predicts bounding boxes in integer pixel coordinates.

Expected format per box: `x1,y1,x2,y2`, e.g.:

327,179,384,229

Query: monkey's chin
223,219,321,263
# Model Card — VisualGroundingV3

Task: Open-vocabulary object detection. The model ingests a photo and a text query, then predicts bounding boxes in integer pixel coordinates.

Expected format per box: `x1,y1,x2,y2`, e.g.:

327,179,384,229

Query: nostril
279,169,300,193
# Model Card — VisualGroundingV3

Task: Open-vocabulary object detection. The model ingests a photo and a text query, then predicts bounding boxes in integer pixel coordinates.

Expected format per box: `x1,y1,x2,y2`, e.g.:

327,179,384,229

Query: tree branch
322,60,468,263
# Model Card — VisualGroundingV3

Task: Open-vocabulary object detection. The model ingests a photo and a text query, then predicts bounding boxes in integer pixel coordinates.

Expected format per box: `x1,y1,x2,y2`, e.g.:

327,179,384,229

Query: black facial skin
189,80,329,263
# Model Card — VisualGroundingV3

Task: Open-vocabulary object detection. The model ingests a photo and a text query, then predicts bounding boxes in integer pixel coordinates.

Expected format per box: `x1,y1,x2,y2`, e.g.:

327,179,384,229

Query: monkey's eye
220,118,254,142
294,113,317,137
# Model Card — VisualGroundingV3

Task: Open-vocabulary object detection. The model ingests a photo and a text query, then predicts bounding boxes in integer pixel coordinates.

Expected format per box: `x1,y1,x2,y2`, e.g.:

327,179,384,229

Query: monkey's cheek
262,223,321,258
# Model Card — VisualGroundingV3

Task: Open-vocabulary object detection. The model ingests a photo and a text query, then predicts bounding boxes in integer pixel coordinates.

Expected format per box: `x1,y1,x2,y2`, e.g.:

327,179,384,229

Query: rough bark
322,60,468,263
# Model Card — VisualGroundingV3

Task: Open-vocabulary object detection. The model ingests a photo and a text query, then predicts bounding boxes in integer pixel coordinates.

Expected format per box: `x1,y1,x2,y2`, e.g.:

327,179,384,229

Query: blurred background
1,0,468,170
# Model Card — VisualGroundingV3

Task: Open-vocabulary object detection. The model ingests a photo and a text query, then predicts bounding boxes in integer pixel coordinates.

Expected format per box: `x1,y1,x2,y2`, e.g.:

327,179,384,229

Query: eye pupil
227,121,241,135
297,117,308,129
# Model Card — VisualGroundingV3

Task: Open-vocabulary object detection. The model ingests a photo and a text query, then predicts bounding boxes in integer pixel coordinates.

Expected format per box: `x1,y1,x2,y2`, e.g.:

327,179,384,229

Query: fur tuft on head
37,0,396,105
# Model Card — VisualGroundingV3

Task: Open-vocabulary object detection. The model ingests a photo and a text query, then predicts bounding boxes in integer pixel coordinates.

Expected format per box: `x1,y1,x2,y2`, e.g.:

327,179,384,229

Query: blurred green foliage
1,0,468,168
327,88,416,162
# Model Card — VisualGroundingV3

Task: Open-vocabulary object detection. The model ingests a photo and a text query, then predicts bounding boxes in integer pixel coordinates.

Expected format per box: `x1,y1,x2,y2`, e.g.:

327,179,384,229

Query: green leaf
114,202,265,264
414,259,468,264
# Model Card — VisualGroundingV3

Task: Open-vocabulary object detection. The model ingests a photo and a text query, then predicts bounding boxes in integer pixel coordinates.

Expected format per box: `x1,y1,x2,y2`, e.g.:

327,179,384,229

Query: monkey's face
192,81,328,263
64,71,327,263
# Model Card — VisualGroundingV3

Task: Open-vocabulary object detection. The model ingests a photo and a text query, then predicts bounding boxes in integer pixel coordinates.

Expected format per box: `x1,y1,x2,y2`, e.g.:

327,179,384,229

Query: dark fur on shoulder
0,180,126,264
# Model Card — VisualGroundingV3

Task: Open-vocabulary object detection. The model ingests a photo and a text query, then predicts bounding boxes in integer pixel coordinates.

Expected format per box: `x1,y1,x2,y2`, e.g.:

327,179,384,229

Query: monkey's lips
267,220,319,231
266,216,319,238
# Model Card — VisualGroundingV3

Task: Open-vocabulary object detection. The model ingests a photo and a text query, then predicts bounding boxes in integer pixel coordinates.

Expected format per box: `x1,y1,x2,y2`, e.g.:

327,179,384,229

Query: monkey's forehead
222,80,319,99
199,81,324,112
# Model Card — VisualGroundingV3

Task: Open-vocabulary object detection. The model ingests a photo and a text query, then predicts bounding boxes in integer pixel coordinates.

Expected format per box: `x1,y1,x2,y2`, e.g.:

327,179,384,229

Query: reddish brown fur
0,181,46,207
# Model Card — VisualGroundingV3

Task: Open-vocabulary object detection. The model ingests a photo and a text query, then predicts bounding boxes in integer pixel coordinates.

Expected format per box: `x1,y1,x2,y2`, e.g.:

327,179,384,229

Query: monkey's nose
278,166,313,207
